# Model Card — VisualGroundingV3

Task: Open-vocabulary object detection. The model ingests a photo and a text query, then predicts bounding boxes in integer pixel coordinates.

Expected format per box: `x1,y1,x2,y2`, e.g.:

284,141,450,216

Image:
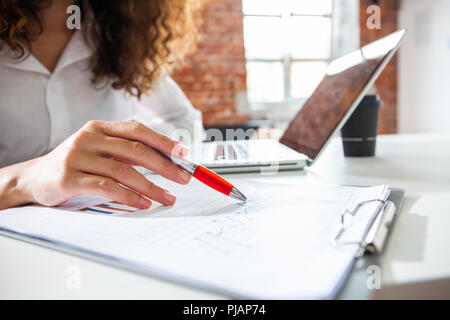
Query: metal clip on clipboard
330,197,398,256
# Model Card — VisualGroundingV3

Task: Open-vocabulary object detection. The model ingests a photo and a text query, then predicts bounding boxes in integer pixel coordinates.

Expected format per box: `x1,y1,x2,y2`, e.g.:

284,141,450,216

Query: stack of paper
0,176,390,299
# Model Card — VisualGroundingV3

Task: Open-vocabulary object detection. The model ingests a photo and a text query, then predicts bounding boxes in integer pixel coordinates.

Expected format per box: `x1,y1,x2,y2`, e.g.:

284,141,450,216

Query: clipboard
330,187,405,257
0,181,406,299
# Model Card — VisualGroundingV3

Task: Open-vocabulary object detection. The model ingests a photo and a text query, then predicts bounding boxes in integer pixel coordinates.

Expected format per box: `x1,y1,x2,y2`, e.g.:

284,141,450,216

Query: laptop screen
279,30,405,161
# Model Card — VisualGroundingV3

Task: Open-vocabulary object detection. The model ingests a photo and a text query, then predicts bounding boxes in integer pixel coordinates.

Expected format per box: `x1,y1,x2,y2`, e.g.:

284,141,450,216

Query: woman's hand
12,120,192,209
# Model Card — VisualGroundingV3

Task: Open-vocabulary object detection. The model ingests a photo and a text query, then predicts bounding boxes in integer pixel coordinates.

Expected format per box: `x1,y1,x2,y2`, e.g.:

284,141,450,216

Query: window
243,0,334,110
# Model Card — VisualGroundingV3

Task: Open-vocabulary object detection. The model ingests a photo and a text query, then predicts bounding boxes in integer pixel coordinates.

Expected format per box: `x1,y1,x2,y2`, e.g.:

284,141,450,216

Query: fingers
72,120,190,208
76,153,177,206
89,120,189,158
90,136,191,185
76,173,152,209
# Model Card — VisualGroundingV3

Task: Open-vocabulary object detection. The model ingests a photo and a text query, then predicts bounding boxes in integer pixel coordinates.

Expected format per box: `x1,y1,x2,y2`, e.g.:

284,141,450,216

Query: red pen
167,155,247,202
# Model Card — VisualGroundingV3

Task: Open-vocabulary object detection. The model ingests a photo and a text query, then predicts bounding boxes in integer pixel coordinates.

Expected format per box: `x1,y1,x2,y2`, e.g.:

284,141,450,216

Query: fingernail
140,197,152,208
163,191,176,205
173,144,189,158
179,145,189,157
178,170,191,183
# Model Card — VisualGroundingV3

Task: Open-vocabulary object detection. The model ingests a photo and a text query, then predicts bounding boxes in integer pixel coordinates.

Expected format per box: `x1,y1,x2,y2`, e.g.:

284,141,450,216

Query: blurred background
172,0,450,137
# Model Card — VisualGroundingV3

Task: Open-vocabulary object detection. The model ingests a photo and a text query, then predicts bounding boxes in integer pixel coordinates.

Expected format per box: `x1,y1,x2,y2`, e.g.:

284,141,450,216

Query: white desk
1,133,449,299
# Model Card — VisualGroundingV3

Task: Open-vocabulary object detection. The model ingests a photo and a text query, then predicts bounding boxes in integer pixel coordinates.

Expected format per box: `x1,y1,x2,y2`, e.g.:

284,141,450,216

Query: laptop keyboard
213,142,250,161
214,144,225,160
189,140,306,169
209,141,281,162
236,144,249,159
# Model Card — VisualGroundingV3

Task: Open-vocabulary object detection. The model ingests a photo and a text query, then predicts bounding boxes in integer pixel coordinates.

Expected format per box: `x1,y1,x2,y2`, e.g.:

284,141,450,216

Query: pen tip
229,187,247,202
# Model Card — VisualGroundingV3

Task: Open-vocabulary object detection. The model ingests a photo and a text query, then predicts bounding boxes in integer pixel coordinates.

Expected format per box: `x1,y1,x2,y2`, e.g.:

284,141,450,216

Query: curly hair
0,0,200,98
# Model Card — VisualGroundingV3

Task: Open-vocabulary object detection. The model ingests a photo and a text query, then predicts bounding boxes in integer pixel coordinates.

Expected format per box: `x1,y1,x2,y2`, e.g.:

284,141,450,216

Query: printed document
0,176,389,299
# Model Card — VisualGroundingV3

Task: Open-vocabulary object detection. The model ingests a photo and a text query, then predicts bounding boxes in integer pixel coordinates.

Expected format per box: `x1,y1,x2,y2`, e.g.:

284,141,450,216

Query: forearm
0,159,36,210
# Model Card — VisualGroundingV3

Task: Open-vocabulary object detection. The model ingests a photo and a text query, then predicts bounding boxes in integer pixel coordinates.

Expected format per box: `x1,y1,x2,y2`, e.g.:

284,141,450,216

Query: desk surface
1,133,449,299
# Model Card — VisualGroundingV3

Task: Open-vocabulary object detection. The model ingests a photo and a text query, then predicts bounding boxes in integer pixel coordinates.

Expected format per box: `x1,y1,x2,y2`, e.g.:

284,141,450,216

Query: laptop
189,30,406,173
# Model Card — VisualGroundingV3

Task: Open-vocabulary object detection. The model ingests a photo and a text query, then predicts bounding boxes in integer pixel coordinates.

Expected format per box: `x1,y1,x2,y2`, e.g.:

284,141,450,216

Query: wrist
0,158,38,210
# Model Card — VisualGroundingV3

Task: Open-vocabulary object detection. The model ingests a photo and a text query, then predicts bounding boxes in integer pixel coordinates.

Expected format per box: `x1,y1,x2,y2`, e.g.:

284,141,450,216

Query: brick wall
172,0,249,126
360,0,400,134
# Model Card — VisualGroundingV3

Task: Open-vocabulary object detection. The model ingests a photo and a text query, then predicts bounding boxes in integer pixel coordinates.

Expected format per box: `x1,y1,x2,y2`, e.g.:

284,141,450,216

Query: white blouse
0,30,202,168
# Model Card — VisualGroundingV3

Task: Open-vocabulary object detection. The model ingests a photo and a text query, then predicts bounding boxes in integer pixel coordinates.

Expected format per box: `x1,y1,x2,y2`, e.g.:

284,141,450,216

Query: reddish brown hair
0,0,200,97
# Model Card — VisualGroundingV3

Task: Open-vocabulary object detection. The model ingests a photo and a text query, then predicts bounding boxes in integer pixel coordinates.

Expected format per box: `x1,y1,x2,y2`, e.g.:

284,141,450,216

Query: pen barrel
170,156,197,175
193,165,234,196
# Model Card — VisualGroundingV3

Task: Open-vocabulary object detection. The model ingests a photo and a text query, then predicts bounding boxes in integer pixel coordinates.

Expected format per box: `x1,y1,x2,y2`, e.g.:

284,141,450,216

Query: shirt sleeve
134,74,205,145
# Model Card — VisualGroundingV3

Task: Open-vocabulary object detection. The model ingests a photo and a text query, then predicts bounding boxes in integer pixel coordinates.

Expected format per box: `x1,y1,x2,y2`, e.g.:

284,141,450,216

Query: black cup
341,95,381,157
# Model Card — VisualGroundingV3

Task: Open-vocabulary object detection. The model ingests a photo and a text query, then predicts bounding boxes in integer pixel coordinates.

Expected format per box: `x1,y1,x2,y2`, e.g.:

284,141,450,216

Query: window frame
243,3,335,111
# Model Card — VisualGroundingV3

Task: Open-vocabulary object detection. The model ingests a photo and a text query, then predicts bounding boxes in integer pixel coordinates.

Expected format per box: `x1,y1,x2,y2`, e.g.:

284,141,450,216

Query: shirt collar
0,29,92,76
53,29,92,74
0,43,50,75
